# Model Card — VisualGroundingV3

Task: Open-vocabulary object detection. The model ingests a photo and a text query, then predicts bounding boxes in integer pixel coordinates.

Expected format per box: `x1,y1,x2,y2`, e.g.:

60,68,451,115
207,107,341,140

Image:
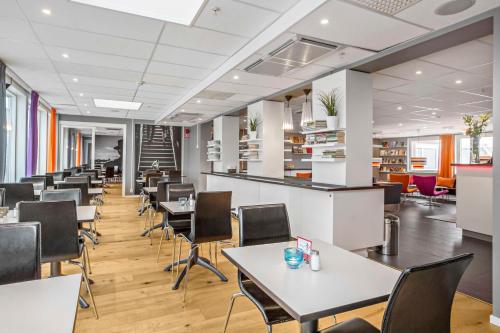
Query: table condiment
310,250,321,271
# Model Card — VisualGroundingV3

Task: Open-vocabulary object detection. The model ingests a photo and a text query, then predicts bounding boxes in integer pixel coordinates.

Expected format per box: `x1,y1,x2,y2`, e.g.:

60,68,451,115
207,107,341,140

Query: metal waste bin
378,214,399,256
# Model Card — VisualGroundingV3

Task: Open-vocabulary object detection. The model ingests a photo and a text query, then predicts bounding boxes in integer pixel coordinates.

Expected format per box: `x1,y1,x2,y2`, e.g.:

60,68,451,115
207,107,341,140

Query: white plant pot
249,131,257,140
326,116,339,130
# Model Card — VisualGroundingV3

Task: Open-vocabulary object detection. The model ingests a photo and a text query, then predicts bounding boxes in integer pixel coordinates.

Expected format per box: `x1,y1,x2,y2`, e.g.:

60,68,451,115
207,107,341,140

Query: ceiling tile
466,62,493,79
142,73,197,88
314,47,375,68
153,44,227,69
421,40,492,70
147,61,210,80
194,0,280,38
378,59,454,80
0,0,25,19
433,71,492,90
54,62,143,82
139,83,187,95
285,63,331,80
219,71,302,89
209,81,280,96
389,81,453,97
290,0,429,51
60,74,139,90
480,35,493,45
373,89,414,103
0,17,38,43
372,74,411,90
236,0,298,12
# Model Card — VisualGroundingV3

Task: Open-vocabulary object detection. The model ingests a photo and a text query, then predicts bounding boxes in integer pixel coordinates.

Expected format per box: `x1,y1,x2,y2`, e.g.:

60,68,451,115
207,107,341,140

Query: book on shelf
305,131,345,145
381,141,406,148
207,140,220,146
322,149,346,158
302,120,327,131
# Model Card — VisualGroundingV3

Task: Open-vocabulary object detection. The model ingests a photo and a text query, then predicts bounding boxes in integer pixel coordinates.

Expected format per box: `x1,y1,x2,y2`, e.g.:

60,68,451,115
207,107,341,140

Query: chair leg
84,243,92,275
156,227,167,263
222,292,244,333
170,234,176,278
266,325,272,333
183,245,198,303
176,236,184,278
69,260,98,319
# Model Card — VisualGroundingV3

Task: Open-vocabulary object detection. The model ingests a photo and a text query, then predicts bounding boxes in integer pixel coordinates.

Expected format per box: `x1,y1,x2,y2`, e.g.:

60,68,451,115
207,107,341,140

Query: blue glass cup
284,247,304,269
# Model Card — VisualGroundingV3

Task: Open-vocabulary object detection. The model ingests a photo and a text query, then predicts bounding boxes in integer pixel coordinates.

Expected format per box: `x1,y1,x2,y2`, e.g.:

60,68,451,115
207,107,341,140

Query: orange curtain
438,134,454,178
47,108,57,172
76,131,81,167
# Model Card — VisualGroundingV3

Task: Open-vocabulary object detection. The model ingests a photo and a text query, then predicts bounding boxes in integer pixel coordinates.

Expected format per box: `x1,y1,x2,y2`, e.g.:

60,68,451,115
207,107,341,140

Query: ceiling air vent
244,35,339,77
347,0,422,15
196,89,235,100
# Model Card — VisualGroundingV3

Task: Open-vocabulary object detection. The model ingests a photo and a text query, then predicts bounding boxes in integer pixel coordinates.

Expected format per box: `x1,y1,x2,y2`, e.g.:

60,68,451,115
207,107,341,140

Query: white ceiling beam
155,0,328,123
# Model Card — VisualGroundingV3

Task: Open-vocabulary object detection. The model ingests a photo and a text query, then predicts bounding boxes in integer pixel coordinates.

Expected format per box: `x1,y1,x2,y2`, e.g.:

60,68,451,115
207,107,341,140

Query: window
409,137,440,172
4,92,17,182
37,105,48,175
456,134,493,164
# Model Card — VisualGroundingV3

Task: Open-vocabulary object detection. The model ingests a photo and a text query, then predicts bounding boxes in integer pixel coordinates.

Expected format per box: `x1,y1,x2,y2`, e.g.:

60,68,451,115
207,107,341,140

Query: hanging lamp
300,88,313,128
283,95,294,131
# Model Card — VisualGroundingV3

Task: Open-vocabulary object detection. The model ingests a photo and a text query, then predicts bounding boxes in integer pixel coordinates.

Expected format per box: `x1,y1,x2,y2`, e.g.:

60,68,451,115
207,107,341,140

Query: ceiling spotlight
233,75,239,80
84,103,88,107
181,109,185,112
163,121,167,124
196,99,201,103
415,70,422,75
431,111,437,115
455,79,463,84
435,0,476,16
397,106,403,111
62,53,69,58
423,126,428,129
72,78,79,82
42,8,52,15
398,123,403,127
79,93,84,97
197,117,203,121
86,110,90,114
320,18,329,25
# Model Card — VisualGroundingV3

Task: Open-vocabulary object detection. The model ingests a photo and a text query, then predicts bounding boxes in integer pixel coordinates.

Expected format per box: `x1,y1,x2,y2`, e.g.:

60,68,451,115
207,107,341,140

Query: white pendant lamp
301,89,313,128
283,95,294,131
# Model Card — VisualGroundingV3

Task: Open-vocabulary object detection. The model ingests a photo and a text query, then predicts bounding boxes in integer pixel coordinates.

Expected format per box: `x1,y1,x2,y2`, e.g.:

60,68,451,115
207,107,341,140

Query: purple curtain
26,91,39,176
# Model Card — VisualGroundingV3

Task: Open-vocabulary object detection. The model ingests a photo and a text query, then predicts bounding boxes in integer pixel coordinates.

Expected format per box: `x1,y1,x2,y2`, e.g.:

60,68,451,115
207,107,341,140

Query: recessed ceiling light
197,118,203,121
42,8,52,15
415,70,422,75
86,110,90,114
84,103,88,107
62,53,69,58
94,99,142,110
233,75,239,80
69,0,206,25
320,18,329,25
435,0,476,16
397,106,403,110
398,123,403,127
79,93,84,97
72,78,79,82
181,109,185,112
431,111,437,115
163,121,167,124
455,79,463,84
196,99,201,104
423,126,428,129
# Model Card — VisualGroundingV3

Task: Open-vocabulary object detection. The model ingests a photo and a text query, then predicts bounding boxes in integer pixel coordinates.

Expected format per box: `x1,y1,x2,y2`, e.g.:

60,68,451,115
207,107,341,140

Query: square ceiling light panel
94,99,142,110
70,0,207,25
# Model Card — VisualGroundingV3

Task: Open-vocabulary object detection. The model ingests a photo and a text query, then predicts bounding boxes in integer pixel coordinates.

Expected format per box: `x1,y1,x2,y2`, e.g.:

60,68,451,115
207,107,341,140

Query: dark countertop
451,163,493,168
202,172,382,192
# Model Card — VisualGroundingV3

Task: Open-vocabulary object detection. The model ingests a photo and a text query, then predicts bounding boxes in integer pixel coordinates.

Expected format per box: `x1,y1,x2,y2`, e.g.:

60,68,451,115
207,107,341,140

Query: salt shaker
188,194,194,207
310,250,321,271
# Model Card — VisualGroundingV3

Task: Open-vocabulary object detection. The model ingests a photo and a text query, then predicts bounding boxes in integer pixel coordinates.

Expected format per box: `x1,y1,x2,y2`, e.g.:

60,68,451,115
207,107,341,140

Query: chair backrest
66,175,91,187
105,166,114,178
381,253,473,333
168,170,182,182
167,183,195,202
381,183,402,205
387,174,411,193
79,171,96,181
146,172,162,186
41,189,82,206
57,182,90,205
413,175,437,196
191,191,232,244
0,188,5,207
61,171,72,180
17,201,80,263
238,204,291,247
0,222,42,285
33,175,54,187
0,183,35,209
85,169,99,180
20,177,47,191
48,172,63,182
149,176,169,188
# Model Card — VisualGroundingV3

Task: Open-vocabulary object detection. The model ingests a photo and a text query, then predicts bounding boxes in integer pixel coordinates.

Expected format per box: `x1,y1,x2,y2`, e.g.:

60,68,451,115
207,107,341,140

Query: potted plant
318,89,340,129
248,115,260,140
463,112,491,164
151,160,160,170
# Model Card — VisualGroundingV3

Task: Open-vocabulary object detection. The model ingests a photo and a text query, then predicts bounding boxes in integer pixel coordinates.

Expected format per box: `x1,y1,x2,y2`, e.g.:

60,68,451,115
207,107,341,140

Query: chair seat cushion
437,177,455,188
240,279,293,325
168,219,191,232
320,318,380,333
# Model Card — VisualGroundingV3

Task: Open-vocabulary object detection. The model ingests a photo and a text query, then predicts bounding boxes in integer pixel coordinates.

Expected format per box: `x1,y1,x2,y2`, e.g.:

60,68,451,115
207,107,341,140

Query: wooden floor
51,184,500,333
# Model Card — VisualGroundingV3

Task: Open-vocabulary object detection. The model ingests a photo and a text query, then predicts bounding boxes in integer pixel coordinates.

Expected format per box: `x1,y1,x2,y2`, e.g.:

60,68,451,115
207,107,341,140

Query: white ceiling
373,36,493,138
1,0,498,126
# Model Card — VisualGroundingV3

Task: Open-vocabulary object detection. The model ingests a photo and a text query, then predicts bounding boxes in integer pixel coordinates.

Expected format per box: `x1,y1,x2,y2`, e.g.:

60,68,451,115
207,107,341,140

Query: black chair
57,182,90,206
0,222,41,285
0,188,5,206
41,189,82,206
156,183,195,263
79,172,96,181
380,183,402,213
149,176,170,188
51,171,71,181
319,253,473,333
168,169,182,182
223,204,294,333
176,191,232,301
0,183,35,209
85,169,99,180
20,176,47,190
66,175,91,187
146,172,162,187
105,166,114,183
34,175,54,188
17,200,98,318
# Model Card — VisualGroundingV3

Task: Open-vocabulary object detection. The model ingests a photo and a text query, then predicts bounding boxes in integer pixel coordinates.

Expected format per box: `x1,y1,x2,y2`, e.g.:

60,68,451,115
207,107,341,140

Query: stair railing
137,124,144,171
169,126,178,170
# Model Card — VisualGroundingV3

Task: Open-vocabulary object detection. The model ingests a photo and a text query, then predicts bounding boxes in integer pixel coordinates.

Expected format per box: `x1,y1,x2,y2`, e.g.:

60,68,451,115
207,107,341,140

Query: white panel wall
212,116,239,173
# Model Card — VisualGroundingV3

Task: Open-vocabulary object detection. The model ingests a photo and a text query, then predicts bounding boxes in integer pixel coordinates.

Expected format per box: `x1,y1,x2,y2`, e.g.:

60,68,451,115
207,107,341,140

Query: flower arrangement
318,89,340,117
249,115,260,132
151,160,160,170
463,113,491,137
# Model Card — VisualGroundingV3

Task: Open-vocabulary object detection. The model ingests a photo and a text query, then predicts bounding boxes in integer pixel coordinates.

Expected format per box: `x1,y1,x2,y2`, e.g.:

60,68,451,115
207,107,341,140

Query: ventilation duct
347,0,422,15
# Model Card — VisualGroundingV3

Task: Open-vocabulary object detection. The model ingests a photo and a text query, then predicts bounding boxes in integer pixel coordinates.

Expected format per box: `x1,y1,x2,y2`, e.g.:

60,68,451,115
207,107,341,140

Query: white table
91,180,103,185
88,188,103,195
0,274,81,333
2,206,97,224
160,201,195,215
143,187,157,194
222,240,401,332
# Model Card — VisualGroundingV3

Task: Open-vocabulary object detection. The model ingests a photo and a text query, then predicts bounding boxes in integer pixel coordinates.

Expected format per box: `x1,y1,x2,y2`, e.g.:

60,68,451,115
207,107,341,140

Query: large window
4,92,17,182
456,134,493,164
37,105,48,175
409,137,440,172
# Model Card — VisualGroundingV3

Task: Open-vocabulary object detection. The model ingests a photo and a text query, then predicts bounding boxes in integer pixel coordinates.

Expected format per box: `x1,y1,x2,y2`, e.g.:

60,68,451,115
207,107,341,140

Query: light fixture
84,103,88,107
415,70,422,75
300,89,313,127
455,79,463,84
94,98,142,110
233,75,239,80
72,78,79,82
62,53,69,58
435,0,476,16
398,123,403,127
197,117,203,121
397,106,403,111
86,110,90,114
79,93,84,97
42,8,52,15
431,111,437,115
320,18,329,25
283,95,294,131
181,109,185,112
69,0,206,26
196,99,201,103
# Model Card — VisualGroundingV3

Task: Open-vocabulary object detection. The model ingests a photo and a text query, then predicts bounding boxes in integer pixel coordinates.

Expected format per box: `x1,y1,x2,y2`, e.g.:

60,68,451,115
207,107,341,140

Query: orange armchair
388,174,418,194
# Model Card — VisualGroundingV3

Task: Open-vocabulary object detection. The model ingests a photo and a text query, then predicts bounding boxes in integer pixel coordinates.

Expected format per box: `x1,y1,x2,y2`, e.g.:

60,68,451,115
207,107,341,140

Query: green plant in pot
463,112,491,164
248,115,260,140
318,89,340,129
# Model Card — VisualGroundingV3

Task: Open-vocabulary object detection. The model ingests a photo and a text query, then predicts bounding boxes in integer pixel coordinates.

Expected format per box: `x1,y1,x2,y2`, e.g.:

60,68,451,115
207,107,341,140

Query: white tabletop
91,180,103,185
34,189,41,196
2,206,96,224
136,179,146,183
0,274,81,333
88,188,103,195
160,201,195,215
222,240,401,323
143,187,157,194
54,180,64,185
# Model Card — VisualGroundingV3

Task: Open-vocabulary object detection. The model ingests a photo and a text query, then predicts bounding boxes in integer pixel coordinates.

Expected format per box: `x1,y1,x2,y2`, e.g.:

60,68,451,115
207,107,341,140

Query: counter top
451,163,493,168
203,172,381,192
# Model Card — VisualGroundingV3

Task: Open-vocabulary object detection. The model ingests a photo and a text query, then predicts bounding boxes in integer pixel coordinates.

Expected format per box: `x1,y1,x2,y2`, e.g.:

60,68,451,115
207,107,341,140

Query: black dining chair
177,191,232,302
223,204,294,333
0,222,41,285
41,189,82,206
168,169,182,182
33,175,54,188
0,188,5,206
57,182,90,205
156,183,196,264
17,200,98,318
319,253,473,333
0,183,35,209
67,175,91,187
20,176,47,190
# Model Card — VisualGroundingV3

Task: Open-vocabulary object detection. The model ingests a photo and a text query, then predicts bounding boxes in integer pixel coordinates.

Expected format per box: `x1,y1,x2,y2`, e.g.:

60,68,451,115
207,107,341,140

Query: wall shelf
239,159,262,162
239,139,263,143
302,157,346,162
302,143,345,148
301,128,346,135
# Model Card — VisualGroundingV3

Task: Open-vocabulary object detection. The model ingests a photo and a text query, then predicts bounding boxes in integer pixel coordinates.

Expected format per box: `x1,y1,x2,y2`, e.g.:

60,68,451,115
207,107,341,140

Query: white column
91,128,96,169
212,116,239,173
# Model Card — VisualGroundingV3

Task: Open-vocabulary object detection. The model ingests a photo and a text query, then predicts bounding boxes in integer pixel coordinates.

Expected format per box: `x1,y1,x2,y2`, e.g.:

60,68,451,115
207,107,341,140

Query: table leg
79,296,89,308
50,261,62,277
300,320,319,333
164,258,188,272
140,223,163,237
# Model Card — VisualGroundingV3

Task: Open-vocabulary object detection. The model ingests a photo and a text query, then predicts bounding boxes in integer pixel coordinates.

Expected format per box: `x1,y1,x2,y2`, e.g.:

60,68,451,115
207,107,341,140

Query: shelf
207,144,221,148
380,155,407,157
373,144,383,148
239,149,262,152
284,149,292,152
284,140,304,145
380,163,406,166
240,139,263,143
379,147,407,150
301,128,346,135
207,160,221,162
284,158,293,162
302,157,346,162
207,151,221,155
239,159,262,162
302,143,345,148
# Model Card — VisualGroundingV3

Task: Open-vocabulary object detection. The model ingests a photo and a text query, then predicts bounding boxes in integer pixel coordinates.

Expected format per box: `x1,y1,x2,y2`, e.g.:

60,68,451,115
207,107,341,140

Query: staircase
138,125,177,172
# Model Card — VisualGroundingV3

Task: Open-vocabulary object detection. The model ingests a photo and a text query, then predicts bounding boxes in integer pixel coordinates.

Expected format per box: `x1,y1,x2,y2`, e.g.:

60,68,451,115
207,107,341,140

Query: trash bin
378,214,399,256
